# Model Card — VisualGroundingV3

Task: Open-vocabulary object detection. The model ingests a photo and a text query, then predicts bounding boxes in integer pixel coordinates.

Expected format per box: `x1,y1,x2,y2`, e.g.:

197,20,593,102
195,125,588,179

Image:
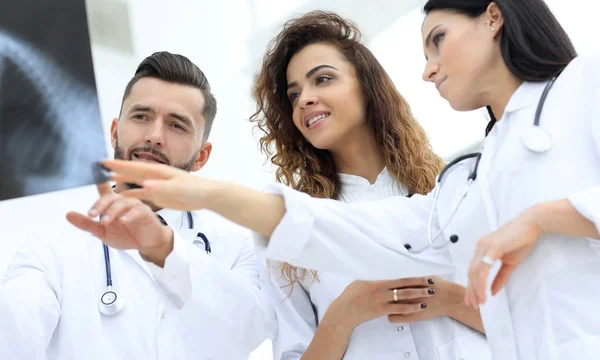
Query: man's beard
114,139,199,189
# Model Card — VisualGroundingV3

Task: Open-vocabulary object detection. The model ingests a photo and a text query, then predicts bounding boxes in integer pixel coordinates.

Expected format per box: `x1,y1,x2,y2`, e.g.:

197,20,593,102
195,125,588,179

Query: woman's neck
483,65,523,121
332,128,385,184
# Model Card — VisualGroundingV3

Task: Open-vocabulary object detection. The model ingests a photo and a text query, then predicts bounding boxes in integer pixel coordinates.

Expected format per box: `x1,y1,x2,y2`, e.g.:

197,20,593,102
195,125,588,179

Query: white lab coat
259,169,490,360
0,209,274,360
254,50,600,360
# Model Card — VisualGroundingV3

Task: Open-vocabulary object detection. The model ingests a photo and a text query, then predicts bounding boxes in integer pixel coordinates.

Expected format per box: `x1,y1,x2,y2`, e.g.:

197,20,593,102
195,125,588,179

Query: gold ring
392,288,399,302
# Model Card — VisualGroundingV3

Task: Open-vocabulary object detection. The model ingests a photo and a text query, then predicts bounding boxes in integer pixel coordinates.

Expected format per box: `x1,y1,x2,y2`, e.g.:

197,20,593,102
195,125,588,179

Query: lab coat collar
155,208,190,230
502,80,549,117
338,167,394,191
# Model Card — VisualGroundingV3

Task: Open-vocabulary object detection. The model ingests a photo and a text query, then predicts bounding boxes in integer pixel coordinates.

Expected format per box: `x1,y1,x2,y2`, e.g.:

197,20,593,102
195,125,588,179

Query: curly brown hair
250,10,444,289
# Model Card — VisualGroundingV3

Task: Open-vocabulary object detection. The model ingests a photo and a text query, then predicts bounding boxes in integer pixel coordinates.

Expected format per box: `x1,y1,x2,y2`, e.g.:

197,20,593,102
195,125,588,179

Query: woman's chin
309,142,331,151
447,97,480,112
305,136,334,151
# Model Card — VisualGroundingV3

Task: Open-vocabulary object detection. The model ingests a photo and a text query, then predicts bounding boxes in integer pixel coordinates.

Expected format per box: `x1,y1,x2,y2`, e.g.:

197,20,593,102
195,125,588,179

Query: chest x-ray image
0,0,109,202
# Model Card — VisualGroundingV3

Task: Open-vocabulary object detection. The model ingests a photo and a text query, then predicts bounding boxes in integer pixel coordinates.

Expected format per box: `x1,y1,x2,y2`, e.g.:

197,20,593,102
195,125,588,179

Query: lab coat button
161,312,165,319
404,352,411,358
396,326,404,332
450,235,459,243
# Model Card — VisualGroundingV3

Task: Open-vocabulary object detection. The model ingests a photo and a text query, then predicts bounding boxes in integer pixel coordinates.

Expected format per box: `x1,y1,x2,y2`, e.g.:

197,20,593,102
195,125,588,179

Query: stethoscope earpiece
521,126,552,153
98,287,125,316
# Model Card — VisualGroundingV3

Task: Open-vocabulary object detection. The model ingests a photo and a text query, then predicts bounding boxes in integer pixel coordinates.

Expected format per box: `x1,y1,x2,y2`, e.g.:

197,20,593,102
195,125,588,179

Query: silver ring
392,289,399,302
481,255,495,266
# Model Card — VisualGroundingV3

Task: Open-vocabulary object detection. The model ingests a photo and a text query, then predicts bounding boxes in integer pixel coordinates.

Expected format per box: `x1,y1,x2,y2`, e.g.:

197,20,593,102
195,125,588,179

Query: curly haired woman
250,11,490,360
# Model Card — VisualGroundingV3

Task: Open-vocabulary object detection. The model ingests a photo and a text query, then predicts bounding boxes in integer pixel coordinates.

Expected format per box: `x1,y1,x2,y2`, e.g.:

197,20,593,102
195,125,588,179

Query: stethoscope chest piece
99,286,125,316
521,125,552,153
97,211,201,317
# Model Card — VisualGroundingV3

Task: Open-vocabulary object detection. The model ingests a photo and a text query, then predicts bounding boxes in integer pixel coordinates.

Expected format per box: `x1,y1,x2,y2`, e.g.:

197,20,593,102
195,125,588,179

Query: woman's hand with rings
324,277,435,330
388,276,467,324
465,209,543,308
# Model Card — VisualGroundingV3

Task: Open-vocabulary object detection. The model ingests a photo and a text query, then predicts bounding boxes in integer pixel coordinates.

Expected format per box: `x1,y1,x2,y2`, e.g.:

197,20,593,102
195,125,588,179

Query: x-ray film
0,0,109,202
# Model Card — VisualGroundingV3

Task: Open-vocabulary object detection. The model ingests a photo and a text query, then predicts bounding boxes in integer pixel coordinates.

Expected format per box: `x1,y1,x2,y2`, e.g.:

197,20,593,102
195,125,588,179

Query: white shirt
259,169,490,360
0,208,274,360
255,50,600,360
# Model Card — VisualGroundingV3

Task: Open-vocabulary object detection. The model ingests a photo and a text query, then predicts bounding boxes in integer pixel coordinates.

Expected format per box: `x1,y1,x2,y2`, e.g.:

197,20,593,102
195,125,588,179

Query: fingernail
428,288,435,295
421,303,427,309
120,215,128,222
427,278,434,285
88,209,98,217
102,215,111,223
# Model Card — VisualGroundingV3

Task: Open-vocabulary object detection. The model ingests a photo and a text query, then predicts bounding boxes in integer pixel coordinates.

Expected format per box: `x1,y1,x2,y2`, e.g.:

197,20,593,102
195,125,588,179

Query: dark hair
121,51,217,141
423,0,577,134
251,10,444,288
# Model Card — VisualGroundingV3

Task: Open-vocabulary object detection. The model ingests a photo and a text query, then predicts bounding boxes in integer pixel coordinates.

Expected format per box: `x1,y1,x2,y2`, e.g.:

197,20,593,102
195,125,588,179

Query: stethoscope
98,211,211,316
404,76,558,253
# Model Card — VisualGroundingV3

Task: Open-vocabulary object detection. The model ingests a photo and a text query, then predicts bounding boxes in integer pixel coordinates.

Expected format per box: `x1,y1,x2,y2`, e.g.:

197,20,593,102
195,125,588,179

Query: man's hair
120,51,217,141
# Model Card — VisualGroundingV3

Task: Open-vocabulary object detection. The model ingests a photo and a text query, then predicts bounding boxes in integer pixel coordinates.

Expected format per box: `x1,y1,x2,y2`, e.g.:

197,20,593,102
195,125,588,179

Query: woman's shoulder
566,50,600,83
579,49,600,67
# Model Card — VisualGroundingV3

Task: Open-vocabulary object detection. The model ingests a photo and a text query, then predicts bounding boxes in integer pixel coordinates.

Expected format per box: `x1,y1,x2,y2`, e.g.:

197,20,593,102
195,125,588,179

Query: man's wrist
139,226,174,268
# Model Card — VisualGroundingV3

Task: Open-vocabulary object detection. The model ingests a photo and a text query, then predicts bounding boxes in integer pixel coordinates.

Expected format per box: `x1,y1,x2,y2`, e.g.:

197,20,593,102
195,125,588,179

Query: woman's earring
491,27,496,32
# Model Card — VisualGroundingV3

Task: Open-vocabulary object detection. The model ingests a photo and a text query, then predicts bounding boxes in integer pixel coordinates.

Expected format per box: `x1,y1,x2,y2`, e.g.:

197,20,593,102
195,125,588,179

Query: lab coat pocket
436,332,492,360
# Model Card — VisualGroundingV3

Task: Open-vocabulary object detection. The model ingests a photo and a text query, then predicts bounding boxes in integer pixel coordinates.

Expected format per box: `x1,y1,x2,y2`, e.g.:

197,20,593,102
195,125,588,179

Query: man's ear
191,142,213,172
110,118,118,149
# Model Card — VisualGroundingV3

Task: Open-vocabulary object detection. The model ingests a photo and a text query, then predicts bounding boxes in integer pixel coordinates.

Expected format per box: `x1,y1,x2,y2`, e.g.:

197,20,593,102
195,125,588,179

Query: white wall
1,1,598,359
